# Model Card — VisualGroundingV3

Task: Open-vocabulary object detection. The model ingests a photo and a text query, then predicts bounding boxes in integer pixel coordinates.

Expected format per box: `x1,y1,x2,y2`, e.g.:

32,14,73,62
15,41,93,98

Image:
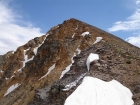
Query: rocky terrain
0,18,140,105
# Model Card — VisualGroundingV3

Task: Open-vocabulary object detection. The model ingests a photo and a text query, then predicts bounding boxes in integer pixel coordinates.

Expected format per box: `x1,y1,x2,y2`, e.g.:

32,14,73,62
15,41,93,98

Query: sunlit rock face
0,18,140,105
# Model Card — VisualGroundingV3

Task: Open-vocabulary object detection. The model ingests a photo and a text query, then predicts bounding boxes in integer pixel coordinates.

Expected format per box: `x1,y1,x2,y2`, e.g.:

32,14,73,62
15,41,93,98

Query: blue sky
0,0,140,54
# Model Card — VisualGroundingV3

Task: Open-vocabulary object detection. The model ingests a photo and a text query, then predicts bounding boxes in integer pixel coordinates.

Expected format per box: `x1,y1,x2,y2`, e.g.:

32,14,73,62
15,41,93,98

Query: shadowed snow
63,73,86,91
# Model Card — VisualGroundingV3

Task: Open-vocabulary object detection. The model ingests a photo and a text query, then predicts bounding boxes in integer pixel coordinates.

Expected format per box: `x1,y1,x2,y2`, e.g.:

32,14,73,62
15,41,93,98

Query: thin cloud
108,0,140,32
108,0,140,48
108,9,140,32
126,35,140,47
0,1,44,55
136,0,140,5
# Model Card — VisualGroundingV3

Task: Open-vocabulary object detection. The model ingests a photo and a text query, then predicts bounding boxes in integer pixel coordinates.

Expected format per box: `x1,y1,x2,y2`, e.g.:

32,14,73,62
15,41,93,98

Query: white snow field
86,53,99,71
64,76,134,105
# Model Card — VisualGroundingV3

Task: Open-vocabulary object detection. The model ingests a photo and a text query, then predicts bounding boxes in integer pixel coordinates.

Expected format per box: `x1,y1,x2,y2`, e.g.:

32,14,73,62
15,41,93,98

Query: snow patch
33,46,39,55
47,63,56,75
18,35,48,72
76,46,81,54
94,37,102,44
0,70,4,73
60,46,82,79
60,53,76,79
36,86,51,100
33,35,48,55
72,33,75,38
10,75,15,78
63,73,86,91
75,25,78,30
81,31,89,37
86,53,99,71
12,51,14,54
18,48,34,72
4,83,20,96
5,78,9,80
64,76,134,105
40,63,55,80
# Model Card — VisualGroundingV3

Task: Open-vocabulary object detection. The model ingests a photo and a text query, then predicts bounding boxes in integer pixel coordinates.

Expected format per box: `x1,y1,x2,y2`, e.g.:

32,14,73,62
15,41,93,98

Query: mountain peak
0,19,140,105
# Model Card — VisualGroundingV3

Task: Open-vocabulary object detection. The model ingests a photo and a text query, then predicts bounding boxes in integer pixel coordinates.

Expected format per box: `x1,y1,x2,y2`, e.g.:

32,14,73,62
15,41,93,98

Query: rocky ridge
0,18,140,105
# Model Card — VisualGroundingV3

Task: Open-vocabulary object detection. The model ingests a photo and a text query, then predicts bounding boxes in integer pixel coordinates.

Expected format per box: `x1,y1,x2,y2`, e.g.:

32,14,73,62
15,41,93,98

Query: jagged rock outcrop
0,18,140,105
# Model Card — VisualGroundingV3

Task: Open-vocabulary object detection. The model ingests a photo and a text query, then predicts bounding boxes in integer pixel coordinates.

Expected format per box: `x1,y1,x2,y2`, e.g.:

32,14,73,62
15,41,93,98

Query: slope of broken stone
29,36,140,105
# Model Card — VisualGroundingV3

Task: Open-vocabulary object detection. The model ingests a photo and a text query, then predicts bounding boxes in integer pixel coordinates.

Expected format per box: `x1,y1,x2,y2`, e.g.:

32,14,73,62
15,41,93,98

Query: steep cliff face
0,18,140,105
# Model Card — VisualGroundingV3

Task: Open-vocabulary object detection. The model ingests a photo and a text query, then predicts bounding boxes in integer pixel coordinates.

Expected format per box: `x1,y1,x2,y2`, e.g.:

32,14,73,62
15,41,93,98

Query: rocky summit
0,18,140,105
